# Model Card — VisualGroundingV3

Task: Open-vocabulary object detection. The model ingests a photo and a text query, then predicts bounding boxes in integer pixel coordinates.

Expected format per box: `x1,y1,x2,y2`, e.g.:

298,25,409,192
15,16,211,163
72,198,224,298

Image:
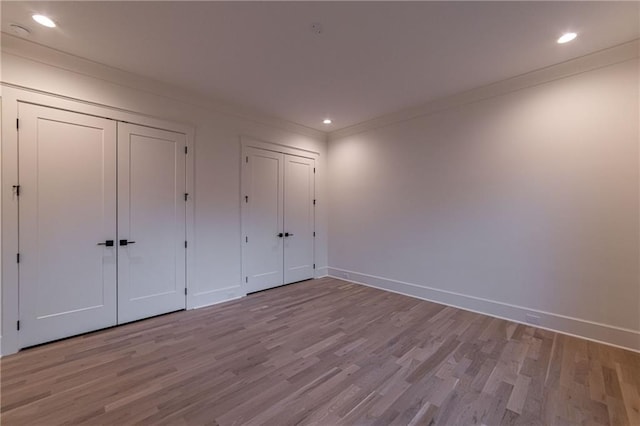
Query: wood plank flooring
2,277,639,425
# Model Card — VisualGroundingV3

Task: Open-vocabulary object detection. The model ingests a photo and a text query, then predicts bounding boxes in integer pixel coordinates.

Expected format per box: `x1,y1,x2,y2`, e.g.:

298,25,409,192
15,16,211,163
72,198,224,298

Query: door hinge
184,241,188,248
245,195,248,203
17,321,20,331
314,167,316,173
184,193,189,201
185,146,188,154
16,118,19,130
313,264,316,269
16,253,20,263
185,288,188,295
245,236,248,243
246,156,249,163
12,185,21,196
313,231,316,237
245,276,248,283
313,199,316,205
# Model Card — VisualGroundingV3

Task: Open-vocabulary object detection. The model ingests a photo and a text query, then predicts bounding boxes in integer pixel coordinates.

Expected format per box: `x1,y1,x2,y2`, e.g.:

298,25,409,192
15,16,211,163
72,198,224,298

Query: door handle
120,240,136,246
277,233,284,238
97,240,114,247
284,232,294,237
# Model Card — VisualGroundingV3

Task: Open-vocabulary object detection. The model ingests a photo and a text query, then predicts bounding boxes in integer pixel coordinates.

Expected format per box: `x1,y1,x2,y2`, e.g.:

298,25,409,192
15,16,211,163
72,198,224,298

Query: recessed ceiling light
32,14,56,28
10,24,31,37
557,32,577,44
323,119,332,125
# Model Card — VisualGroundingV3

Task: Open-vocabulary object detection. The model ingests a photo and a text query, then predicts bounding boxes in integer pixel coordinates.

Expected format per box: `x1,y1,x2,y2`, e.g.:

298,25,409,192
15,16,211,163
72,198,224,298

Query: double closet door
242,147,315,293
18,103,186,348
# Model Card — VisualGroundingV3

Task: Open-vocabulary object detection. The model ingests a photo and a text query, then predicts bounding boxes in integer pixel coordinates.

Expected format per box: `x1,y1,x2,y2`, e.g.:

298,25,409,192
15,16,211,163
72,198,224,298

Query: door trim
240,136,319,295
241,135,319,159
1,88,194,356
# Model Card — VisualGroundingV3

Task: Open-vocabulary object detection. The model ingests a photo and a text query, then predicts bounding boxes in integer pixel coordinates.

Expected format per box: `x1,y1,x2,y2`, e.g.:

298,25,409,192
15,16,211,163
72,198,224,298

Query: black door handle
284,232,294,237
277,233,284,238
120,240,136,246
97,240,114,247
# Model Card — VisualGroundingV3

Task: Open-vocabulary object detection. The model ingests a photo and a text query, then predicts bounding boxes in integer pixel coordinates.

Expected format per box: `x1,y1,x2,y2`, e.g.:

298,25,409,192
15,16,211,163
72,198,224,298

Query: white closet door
242,147,284,293
117,123,186,324
284,155,315,284
18,103,117,348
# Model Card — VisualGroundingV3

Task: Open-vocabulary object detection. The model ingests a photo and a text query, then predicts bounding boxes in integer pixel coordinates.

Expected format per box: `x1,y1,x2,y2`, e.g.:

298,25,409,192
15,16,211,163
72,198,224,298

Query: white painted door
242,148,285,293
242,147,315,293
284,155,315,284
117,123,187,324
18,103,117,347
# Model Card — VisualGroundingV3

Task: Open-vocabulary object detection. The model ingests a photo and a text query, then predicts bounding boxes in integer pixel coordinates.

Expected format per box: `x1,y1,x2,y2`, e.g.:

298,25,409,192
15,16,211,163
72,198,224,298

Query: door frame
240,136,320,295
1,87,195,355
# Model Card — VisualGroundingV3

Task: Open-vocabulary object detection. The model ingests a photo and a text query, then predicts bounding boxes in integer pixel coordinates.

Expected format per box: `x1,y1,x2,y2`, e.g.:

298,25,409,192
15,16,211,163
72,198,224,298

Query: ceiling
2,1,639,132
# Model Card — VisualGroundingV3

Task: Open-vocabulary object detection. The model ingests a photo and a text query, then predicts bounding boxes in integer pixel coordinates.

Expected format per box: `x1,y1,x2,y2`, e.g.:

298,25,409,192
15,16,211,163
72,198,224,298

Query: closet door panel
284,155,315,284
18,103,117,348
117,123,186,324
242,148,284,293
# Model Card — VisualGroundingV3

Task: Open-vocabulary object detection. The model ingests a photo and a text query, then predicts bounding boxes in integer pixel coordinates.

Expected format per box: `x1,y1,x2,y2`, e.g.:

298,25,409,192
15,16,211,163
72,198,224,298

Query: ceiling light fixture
557,32,577,44
32,14,56,28
323,119,332,125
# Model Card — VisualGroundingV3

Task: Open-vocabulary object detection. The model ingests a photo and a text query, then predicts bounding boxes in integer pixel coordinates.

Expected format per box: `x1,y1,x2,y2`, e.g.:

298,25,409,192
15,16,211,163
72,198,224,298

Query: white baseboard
327,267,640,353
188,285,245,310
315,266,329,278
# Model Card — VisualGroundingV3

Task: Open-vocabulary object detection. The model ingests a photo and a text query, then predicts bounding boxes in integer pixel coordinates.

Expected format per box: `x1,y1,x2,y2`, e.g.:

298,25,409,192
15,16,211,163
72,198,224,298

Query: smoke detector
311,22,323,35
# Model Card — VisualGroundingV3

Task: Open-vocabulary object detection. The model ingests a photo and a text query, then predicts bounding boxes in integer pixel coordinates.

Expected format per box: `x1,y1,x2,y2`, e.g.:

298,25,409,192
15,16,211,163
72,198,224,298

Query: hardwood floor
1,277,639,425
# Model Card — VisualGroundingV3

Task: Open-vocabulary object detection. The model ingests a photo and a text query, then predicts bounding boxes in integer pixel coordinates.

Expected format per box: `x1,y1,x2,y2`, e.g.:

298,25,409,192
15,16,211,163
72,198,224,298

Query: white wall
328,55,640,351
0,36,328,355
2,35,638,353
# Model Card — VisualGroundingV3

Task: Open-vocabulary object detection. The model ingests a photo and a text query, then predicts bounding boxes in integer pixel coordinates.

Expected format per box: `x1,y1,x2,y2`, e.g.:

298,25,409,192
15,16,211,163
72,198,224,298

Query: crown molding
0,33,327,141
329,39,640,141
4,33,637,144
